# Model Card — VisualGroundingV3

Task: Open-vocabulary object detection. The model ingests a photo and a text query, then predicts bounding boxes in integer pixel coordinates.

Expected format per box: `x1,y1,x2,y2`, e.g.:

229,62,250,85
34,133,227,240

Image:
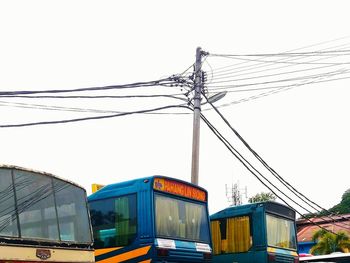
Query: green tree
248,192,276,203
305,188,350,217
310,229,350,255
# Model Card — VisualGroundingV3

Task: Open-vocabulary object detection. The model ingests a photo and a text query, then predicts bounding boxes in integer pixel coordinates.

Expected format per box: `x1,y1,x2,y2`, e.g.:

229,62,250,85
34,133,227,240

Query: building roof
297,214,350,242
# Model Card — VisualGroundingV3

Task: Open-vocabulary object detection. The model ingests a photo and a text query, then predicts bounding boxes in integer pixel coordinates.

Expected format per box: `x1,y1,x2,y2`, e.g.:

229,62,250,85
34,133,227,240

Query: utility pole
191,47,203,185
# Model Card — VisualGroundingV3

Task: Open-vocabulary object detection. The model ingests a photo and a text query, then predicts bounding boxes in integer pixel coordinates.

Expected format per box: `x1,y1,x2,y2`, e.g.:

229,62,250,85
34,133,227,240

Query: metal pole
191,47,203,185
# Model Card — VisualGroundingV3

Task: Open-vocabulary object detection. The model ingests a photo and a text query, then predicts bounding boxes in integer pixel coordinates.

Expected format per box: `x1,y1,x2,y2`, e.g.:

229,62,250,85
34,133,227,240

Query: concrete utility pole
191,47,203,185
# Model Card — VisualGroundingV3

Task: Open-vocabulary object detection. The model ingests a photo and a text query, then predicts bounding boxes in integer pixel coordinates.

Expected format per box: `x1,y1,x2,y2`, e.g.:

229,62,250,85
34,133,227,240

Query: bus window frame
153,191,211,244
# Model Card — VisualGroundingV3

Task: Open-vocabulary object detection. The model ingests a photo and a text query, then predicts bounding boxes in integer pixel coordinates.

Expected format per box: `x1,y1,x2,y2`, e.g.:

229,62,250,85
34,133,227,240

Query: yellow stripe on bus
94,247,122,257
267,246,298,257
138,260,151,263
267,247,276,253
291,251,298,256
97,246,151,263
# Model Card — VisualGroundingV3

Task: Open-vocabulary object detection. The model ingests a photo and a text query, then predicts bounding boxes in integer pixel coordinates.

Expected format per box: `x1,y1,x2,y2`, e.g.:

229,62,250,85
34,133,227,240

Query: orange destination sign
153,178,206,202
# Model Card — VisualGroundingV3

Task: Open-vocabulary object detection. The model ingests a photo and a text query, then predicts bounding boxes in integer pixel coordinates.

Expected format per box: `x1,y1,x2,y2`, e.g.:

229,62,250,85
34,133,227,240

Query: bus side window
114,195,137,246
219,218,226,239
211,216,252,255
211,220,222,255
90,194,137,249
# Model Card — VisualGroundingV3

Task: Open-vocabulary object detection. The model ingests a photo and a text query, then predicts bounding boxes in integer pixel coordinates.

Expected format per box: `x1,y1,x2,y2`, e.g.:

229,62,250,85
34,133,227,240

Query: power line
0,100,191,115
207,68,349,89
0,91,189,114
0,94,188,100
201,110,350,232
203,72,350,110
0,77,178,96
0,104,191,128
209,55,350,66
202,93,350,229
208,63,344,84
200,112,343,235
206,43,350,79
209,49,350,58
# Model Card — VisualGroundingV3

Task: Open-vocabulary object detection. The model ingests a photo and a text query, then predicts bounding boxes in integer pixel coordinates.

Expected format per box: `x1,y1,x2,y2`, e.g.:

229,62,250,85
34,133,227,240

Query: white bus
299,252,350,262
0,165,94,263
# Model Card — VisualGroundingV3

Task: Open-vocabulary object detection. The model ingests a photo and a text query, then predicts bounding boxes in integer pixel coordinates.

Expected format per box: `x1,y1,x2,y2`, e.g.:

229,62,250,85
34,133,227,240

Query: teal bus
210,201,299,263
88,176,212,263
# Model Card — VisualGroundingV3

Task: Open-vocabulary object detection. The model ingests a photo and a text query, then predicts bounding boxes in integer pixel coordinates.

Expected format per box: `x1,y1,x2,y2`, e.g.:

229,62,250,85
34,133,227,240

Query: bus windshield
0,168,92,245
266,213,297,250
155,194,210,243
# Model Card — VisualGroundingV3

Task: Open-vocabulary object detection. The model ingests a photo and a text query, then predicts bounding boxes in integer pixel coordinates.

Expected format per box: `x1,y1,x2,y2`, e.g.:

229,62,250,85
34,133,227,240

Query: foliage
310,229,350,255
248,192,276,203
305,189,350,217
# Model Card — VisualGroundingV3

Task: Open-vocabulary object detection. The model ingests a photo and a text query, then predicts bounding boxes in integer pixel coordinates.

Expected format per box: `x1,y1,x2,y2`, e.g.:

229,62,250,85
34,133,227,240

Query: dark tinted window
89,194,137,248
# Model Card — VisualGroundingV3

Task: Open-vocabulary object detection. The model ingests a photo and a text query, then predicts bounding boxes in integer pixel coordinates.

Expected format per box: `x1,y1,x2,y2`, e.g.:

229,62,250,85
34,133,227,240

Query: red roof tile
297,214,350,242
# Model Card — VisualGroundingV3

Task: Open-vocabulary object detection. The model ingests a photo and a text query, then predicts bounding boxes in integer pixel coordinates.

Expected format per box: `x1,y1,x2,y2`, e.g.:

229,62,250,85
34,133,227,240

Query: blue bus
210,201,299,263
88,176,212,263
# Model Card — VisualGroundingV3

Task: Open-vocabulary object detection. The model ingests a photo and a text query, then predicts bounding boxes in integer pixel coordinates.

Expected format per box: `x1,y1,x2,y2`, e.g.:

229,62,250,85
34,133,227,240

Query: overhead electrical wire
207,69,349,89
0,94,189,100
202,93,350,230
0,104,191,128
0,92,189,114
0,100,124,114
0,73,192,116
0,99,191,116
207,47,350,83
204,71,350,110
200,45,350,108
208,55,350,66
201,44,350,109
204,43,350,100
200,112,344,235
207,68,349,93
0,77,178,96
210,49,350,58
208,63,345,84
208,40,350,76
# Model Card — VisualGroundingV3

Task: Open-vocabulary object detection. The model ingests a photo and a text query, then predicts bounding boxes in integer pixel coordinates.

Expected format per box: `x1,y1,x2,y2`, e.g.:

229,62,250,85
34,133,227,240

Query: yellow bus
0,165,94,263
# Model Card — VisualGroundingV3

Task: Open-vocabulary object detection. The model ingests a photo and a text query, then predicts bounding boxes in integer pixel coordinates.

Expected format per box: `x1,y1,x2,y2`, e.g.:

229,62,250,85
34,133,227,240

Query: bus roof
88,175,208,202
299,252,350,262
210,201,295,220
0,164,85,191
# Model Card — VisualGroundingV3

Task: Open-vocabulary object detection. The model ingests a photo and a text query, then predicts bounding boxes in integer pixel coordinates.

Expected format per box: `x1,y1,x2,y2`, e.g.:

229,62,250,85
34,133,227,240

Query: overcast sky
1,0,349,215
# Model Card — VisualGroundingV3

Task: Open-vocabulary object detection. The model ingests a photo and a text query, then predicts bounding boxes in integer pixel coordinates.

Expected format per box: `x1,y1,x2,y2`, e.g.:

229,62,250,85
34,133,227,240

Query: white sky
0,0,349,215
